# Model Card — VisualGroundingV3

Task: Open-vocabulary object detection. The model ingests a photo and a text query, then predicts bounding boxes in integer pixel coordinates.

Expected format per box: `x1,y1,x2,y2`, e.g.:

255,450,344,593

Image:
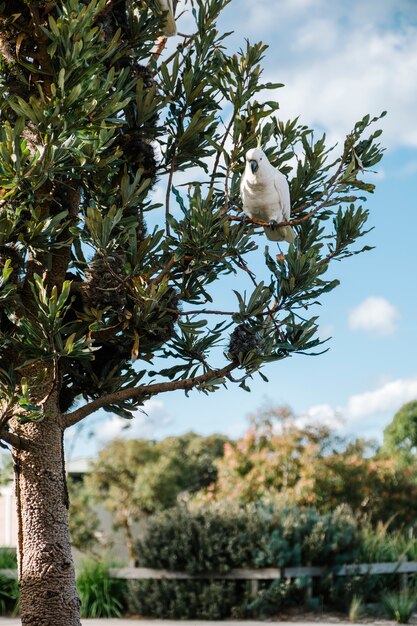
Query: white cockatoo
240,147,296,243
157,0,177,36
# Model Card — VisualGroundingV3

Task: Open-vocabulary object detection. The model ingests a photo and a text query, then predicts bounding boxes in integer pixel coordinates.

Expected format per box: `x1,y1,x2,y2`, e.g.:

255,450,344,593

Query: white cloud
346,376,417,419
98,399,174,442
299,403,345,430
222,419,247,439
276,24,417,149
348,296,400,335
225,0,417,150
303,375,417,439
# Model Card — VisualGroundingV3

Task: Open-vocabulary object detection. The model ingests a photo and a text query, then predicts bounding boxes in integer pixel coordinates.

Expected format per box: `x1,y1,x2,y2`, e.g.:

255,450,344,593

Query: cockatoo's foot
269,219,278,230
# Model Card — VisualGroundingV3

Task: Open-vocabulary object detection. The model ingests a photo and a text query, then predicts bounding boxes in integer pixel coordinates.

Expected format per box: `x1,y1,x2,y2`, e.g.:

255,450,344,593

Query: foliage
348,594,364,622
129,502,360,618
0,549,19,616
0,0,385,621
201,406,417,526
68,476,101,555
383,401,417,460
358,521,415,563
84,432,228,563
128,578,249,619
247,578,298,617
76,559,127,618
382,590,417,624
0,0,385,430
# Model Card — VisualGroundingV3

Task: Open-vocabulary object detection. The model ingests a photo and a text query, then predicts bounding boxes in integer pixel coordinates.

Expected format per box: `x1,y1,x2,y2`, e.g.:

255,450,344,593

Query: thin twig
209,112,236,192
152,256,177,285
163,31,198,67
165,156,176,236
178,309,236,316
236,254,283,339
149,36,168,66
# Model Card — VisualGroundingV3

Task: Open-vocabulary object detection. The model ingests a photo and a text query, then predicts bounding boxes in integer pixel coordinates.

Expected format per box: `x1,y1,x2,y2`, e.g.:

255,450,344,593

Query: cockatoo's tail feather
264,225,296,243
158,0,177,36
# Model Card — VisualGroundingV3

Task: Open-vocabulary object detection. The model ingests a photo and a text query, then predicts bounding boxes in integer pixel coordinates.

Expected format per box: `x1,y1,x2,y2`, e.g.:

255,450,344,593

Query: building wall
0,482,17,548
0,480,133,564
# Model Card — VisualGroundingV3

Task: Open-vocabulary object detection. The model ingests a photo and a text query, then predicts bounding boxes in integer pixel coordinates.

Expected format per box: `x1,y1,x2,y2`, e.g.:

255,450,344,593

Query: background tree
202,406,417,526
200,406,338,504
84,432,227,564
0,0,384,623
67,476,101,557
382,400,417,460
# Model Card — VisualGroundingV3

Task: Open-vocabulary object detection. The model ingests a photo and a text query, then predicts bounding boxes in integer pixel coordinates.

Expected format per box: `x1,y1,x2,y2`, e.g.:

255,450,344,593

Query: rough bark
12,401,81,626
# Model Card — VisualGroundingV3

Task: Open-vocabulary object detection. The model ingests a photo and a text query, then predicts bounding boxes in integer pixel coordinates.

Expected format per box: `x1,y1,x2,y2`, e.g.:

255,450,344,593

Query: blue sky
66,0,417,458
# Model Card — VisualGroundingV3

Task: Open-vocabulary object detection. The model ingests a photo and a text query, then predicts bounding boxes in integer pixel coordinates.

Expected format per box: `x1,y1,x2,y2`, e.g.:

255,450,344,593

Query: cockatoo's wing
158,0,177,36
273,169,291,221
264,168,295,243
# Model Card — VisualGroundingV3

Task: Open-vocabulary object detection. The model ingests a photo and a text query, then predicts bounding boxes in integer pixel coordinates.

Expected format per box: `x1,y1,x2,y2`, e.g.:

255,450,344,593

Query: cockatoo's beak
250,160,258,173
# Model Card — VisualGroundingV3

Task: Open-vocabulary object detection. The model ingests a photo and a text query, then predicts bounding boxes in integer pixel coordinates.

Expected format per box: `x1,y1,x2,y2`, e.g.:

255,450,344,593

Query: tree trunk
12,409,81,626
121,515,138,567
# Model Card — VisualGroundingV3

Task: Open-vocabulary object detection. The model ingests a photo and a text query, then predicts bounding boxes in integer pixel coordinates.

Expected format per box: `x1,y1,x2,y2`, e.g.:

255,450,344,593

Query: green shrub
247,579,300,617
128,578,249,619
0,548,19,616
264,504,360,567
382,590,417,623
130,503,361,618
76,559,127,618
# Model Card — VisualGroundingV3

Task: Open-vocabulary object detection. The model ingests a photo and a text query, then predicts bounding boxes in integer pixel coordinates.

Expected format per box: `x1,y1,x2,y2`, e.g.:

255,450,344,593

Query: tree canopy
83,432,228,563
0,0,385,623
383,400,417,458
197,406,417,526
0,0,385,441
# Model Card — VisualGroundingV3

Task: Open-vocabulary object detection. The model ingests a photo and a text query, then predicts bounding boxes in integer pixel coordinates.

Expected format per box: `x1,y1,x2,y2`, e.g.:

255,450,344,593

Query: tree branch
63,362,237,429
228,196,334,230
0,429,31,451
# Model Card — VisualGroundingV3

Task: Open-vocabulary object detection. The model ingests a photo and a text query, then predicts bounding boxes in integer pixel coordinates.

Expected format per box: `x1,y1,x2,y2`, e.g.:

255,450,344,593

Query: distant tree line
67,401,417,561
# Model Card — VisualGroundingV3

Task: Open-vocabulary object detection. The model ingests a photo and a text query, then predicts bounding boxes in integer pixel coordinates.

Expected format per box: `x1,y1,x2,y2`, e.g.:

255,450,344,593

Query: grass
0,548,19,616
349,594,364,622
76,558,127,618
359,521,417,563
382,590,417,624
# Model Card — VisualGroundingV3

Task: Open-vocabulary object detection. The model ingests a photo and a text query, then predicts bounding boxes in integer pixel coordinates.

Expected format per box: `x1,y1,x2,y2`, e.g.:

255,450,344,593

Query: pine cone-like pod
140,287,180,351
98,0,128,41
84,252,127,310
228,324,261,361
117,130,157,182
134,64,155,89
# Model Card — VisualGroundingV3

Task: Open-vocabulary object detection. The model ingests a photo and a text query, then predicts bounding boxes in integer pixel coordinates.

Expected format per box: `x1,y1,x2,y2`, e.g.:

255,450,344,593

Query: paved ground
0,617,370,626
0,617,366,626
